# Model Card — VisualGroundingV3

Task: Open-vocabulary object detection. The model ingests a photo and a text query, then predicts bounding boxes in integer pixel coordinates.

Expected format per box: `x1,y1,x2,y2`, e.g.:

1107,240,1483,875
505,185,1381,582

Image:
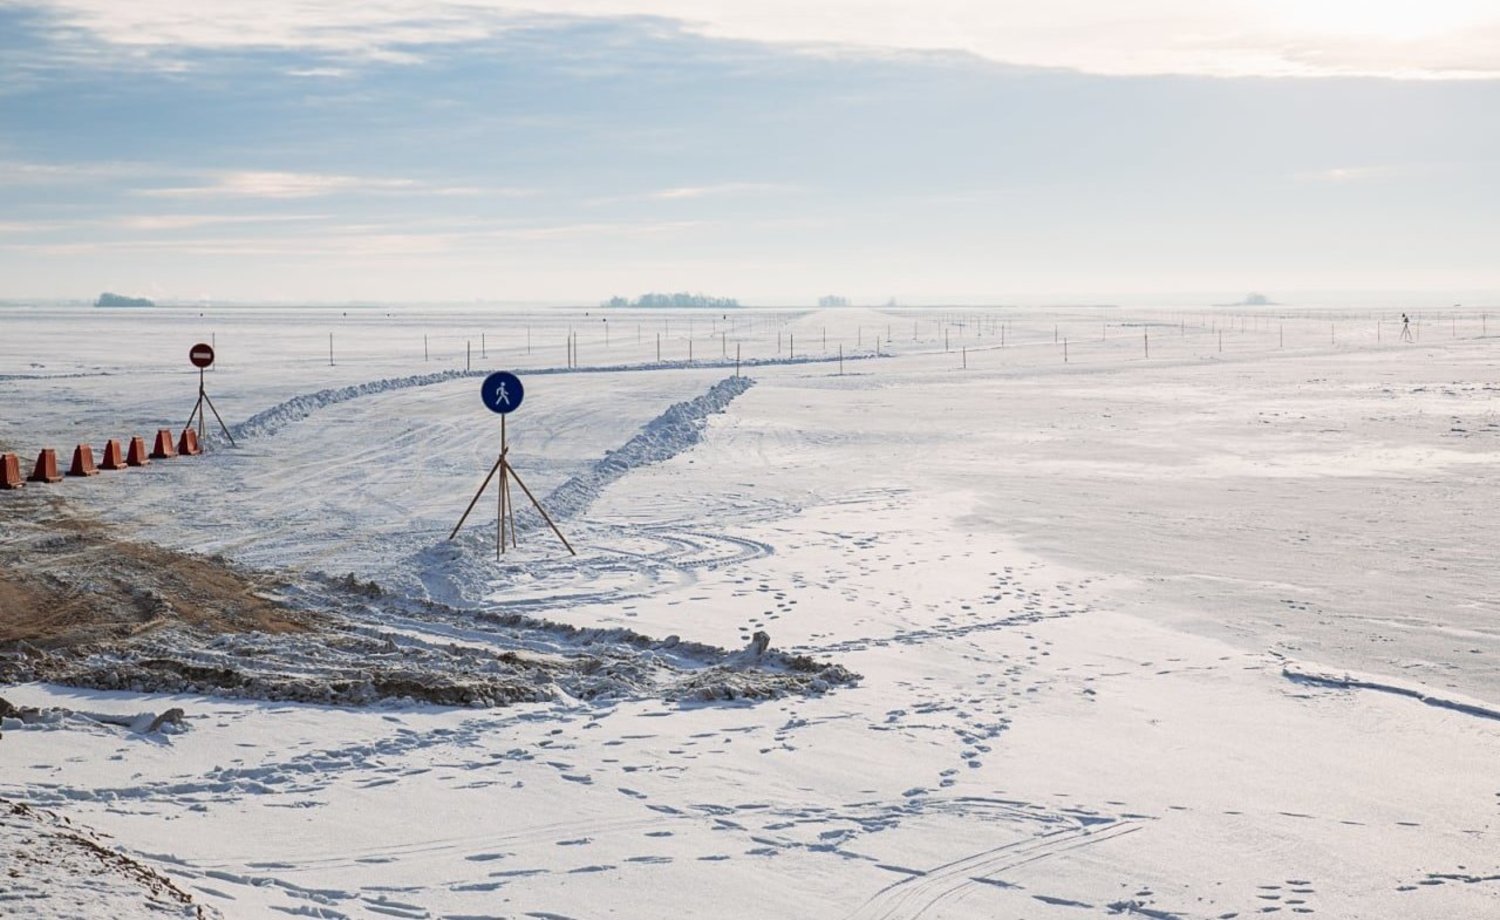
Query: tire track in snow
845,821,1143,920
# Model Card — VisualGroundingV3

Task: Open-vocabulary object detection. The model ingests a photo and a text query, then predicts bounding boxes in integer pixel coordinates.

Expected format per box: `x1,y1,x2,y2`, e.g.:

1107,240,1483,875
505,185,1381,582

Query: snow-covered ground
1,303,1497,918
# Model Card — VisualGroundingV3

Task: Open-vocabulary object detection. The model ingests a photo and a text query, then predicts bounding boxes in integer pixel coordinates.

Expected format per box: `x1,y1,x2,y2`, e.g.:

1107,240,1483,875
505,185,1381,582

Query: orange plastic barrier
29,449,62,483
150,428,176,459
0,453,23,490
126,436,151,467
178,428,201,456
68,444,100,477
100,439,127,470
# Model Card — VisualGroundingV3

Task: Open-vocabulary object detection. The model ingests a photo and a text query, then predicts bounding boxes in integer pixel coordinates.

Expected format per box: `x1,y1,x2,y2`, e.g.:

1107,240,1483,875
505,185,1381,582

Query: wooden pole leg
505,463,577,556
450,448,506,541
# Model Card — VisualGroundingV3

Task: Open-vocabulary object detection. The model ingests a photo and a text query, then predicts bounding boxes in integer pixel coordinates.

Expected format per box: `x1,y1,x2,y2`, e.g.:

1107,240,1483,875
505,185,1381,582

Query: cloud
1299,165,1404,183
137,170,415,199
491,218,706,239
0,159,153,185
114,213,327,230
14,0,1500,78
586,182,796,206
283,66,351,78
649,182,791,200
134,170,530,200
0,213,326,233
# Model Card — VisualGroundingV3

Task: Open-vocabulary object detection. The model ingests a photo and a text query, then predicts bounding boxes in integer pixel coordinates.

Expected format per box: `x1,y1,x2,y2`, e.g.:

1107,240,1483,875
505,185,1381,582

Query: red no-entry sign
189,343,215,368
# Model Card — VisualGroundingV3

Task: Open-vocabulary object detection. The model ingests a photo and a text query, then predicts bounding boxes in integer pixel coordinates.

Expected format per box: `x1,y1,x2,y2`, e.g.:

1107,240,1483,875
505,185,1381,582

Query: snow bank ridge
228,354,836,441
230,369,479,440
1283,661,1500,721
544,374,755,519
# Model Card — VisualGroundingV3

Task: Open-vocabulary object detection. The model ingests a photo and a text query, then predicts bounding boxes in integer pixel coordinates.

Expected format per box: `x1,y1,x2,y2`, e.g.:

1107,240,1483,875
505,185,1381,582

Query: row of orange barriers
1,428,201,490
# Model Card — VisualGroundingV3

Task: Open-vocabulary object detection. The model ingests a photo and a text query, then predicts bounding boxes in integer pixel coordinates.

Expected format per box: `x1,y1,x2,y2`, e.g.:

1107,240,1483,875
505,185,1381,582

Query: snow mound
1282,661,1500,721
230,369,482,440
544,374,755,519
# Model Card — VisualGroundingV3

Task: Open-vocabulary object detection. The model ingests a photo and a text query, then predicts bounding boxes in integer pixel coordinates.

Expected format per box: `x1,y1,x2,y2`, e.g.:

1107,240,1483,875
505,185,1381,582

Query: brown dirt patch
0,516,314,652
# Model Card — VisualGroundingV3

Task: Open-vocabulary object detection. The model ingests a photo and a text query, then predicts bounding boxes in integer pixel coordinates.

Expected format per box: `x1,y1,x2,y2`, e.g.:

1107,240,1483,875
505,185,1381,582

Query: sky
1,1,1498,304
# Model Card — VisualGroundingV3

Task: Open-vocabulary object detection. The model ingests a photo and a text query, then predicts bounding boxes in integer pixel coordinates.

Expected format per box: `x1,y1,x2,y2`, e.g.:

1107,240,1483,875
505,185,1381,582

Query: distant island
1218,292,1276,307
818,295,850,307
602,292,739,309
96,292,155,307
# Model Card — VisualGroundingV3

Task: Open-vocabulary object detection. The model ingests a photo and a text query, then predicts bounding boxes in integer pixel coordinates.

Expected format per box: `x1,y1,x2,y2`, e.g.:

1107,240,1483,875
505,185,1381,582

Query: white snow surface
2,303,1498,918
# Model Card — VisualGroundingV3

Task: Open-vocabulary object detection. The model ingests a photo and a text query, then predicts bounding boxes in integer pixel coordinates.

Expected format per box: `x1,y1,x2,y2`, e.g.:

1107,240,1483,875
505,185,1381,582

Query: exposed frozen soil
0,797,218,919
0,521,856,710
1,575,857,709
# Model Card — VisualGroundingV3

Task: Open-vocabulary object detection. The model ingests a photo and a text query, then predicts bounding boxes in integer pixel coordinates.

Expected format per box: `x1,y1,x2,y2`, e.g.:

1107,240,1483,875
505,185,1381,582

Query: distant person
1400,313,1414,343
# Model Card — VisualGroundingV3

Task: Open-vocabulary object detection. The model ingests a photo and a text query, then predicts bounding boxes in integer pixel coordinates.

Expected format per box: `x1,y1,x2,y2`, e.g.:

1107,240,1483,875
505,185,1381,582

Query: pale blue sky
2,1,1498,303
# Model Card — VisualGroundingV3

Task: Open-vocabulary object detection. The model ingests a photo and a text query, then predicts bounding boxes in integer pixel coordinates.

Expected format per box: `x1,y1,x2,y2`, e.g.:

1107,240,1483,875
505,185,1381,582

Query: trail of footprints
17,510,1492,917
29,692,1482,919
1227,879,1320,915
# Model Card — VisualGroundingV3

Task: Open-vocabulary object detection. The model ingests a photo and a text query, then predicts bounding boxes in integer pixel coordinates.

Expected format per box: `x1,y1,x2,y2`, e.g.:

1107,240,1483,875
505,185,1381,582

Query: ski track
845,822,1144,920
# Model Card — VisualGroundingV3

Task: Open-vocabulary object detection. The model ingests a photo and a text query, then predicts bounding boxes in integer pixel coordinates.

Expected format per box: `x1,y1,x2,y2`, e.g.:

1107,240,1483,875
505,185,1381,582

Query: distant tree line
602,292,740,309
818,295,849,307
95,292,155,307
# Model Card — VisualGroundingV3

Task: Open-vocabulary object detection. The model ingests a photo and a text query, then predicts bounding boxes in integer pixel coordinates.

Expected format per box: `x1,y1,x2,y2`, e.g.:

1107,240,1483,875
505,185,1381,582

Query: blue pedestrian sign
481,371,524,414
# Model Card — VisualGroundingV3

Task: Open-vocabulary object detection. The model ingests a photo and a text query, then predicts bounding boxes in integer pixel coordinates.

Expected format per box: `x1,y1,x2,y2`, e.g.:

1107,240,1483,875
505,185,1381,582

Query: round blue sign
480,371,524,414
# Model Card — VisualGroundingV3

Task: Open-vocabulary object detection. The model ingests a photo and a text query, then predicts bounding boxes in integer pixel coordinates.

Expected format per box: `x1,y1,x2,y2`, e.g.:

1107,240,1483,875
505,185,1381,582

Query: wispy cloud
0,160,534,200
649,182,792,200
135,170,531,200
137,170,415,199
588,182,796,206
283,66,352,79
492,219,707,240
115,213,327,230
1300,165,1404,183
0,213,325,233
17,0,1500,78
0,159,154,185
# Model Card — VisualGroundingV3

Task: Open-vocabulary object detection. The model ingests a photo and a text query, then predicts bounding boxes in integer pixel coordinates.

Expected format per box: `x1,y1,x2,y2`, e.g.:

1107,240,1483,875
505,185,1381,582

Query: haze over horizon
2,1,1498,303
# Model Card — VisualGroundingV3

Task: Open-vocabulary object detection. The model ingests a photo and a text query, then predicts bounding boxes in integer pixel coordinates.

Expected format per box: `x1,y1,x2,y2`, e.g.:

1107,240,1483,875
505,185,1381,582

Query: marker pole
504,411,510,555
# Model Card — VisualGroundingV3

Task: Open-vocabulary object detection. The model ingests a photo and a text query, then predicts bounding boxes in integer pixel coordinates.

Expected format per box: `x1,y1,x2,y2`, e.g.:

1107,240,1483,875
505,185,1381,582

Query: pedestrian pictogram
480,371,524,414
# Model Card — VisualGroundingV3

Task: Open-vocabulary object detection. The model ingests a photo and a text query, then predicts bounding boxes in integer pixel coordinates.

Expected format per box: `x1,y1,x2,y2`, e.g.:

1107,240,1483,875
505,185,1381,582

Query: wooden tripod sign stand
450,371,575,559
185,343,236,447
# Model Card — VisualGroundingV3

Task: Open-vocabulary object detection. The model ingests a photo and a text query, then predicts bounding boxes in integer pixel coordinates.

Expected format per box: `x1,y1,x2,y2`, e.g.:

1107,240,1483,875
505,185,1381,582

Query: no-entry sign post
450,371,575,559
183,343,235,448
